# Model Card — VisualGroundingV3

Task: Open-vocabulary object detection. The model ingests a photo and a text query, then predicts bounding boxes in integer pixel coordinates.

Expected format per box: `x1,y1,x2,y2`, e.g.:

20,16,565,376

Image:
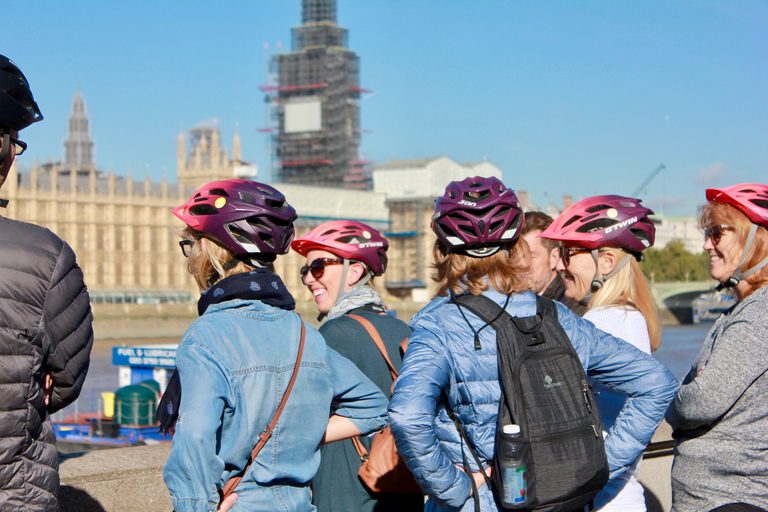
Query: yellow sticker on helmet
215,197,227,208
362,230,372,239
606,208,618,218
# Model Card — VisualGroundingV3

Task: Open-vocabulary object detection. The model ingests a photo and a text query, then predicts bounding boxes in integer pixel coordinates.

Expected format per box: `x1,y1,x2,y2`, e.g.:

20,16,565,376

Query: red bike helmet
706,183,768,229
539,195,655,254
432,176,524,256
291,220,388,275
173,179,297,261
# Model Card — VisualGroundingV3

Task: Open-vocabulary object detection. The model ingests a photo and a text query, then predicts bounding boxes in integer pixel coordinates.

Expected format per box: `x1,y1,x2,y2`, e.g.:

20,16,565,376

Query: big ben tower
271,0,364,188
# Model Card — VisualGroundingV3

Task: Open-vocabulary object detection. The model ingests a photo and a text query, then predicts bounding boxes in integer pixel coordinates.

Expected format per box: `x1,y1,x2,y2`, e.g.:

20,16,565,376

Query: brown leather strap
348,314,397,381
221,321,306,500
347,314,397,460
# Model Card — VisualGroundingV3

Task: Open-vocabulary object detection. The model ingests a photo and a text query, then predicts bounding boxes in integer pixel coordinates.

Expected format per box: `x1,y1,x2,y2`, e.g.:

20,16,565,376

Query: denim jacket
163,299,388,512
389,290,679,511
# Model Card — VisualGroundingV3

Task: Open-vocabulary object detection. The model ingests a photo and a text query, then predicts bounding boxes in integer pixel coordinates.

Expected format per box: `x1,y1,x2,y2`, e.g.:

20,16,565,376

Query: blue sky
3,1,766,217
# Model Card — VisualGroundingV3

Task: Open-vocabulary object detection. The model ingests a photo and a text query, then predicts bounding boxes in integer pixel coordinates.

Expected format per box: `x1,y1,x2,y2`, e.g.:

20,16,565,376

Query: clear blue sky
3,1,766,217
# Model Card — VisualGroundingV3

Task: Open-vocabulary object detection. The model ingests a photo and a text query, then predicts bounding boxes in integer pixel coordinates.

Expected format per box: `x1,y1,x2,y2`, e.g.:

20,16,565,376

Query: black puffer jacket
0,216,93,511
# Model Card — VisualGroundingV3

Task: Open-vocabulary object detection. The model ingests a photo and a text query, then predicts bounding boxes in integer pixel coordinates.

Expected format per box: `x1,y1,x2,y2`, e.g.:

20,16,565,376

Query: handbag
347,314,422,494
220,321,306,500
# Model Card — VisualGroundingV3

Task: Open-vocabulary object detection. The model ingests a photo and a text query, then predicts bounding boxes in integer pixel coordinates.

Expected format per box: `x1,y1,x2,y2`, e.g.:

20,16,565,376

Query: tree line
640,240,711,283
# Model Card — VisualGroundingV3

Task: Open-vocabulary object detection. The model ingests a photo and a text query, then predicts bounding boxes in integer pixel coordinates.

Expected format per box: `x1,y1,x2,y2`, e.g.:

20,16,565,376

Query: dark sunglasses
704,224,734,246
559,246,592,267
300,258,343,281
179,240,195,257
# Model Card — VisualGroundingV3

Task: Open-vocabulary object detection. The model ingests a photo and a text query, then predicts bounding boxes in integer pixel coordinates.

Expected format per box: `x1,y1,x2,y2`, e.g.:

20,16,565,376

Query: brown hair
432,239,531,297
522,211,558,252
698,201,768,298
182,227,272,291
590,252,661,351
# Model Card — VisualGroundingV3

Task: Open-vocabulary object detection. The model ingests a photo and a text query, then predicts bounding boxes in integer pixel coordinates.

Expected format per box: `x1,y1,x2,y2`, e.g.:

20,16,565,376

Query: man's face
0,128,19,188
522,230,558,294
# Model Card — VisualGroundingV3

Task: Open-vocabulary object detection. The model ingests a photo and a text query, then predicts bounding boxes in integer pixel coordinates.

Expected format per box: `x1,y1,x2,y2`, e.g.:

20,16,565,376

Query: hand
455,463,492,496
217,493,238,511
44,374,52,406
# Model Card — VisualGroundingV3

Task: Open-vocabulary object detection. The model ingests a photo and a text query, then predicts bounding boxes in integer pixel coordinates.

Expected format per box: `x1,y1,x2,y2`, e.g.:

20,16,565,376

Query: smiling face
522,230,558,294
703,226,742,284
555,245,597,302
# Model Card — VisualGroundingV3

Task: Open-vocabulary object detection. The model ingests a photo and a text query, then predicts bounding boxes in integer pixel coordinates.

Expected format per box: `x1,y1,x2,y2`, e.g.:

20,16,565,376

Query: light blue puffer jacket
389,289,678,511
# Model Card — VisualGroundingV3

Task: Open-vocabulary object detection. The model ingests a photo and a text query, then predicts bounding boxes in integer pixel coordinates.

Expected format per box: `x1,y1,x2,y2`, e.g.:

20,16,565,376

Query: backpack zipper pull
474,333,482,350
582,380,592,413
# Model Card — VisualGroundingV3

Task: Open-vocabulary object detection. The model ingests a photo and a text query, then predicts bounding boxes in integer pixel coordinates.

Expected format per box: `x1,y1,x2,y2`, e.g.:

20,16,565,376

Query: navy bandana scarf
158,269,295,435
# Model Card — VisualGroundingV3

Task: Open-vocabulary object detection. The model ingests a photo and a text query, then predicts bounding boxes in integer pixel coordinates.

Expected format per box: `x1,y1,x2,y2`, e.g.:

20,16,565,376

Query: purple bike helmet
432,176,524,257
173,179,297,263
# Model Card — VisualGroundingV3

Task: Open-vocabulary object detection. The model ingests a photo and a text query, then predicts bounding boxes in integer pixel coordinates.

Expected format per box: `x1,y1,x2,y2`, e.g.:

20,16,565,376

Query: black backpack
449,293,609,512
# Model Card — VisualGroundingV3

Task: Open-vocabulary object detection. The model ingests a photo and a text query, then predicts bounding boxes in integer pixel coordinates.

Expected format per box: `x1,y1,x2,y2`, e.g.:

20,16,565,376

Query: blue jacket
163,299,389,512
388,290,678,511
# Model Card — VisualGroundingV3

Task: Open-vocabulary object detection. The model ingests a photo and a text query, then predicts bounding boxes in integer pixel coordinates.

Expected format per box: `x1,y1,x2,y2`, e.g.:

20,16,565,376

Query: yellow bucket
102,392,115,418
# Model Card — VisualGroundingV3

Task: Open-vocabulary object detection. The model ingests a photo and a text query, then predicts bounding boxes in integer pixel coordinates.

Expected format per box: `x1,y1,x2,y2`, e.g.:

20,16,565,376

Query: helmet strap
717,223,768,291
581,249,634,307
0,132,10,170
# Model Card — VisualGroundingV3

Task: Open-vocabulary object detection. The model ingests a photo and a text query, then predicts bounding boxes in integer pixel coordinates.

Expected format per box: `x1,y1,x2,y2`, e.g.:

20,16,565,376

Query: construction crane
632,164,666,197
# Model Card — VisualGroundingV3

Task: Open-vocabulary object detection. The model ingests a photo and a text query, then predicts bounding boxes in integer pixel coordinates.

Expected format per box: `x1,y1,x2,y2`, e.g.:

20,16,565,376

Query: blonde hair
182,227,271,291
432,239,531,297
590,250,661,351
698,201,768,298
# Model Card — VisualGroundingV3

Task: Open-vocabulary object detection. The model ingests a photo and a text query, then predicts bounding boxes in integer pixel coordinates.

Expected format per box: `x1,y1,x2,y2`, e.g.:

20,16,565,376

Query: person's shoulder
0,216,65,252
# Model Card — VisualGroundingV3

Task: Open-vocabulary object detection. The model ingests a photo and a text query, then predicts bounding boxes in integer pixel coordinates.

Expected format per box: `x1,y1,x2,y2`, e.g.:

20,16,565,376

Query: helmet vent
562,215,581,228
619,201,637,208
490,219,504,233
239,193,256,204
189,204,218,216
337,235,363,244
750,199,768,210
465,190,491,202
478,220,486,233
585,204,611,214
209,188,229,197
265,198,286,211
577,218,617,233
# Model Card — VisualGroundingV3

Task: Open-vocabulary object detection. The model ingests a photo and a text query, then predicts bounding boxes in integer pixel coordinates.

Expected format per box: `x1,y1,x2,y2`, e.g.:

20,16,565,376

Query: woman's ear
346,262,366,286
600,249,619,276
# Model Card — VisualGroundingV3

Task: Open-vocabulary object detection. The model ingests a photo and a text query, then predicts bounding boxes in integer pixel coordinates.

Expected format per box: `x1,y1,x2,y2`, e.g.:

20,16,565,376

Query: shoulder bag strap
347,314,397,381
221,320,306,500
347,313,396,461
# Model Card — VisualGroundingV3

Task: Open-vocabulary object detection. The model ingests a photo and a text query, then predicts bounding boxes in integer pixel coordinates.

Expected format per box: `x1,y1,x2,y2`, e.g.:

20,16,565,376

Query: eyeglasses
300,258,343,282
559,246,592,267
179,240,195,257
9,136,26,156
704,224,734,246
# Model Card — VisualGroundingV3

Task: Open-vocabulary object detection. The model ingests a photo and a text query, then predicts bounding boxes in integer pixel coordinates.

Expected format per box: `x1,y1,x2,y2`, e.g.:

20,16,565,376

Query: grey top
666,285,768,512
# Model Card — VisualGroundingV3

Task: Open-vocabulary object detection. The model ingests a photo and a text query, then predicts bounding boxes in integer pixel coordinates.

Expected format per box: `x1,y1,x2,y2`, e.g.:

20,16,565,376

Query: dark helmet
432,176,524,256
173,179,297,262
0,55,44,132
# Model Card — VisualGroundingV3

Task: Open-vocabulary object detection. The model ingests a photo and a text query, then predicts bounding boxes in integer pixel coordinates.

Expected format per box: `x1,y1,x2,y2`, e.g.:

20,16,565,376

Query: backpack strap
220,320,306,500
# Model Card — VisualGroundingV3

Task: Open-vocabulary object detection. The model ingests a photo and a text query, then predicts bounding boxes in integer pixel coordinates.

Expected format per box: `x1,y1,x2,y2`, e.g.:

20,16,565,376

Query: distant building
63,89,94,170
653,216,703,254
268,0,366,188
177,124,246,189
373,157,504,301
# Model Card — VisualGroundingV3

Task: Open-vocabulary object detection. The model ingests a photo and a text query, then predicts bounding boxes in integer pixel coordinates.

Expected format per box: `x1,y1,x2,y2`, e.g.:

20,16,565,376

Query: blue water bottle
500,424,528,507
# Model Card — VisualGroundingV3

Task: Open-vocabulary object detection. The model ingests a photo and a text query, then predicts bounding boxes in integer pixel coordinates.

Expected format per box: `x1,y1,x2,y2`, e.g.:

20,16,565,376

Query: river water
55,323,713,418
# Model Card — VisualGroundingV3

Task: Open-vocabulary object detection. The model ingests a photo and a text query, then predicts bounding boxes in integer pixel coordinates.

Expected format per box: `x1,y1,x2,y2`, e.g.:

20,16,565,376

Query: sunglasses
179,240,195,257
300,258,344,281
558,246,592,267
704,224,734,246
9,136,27,156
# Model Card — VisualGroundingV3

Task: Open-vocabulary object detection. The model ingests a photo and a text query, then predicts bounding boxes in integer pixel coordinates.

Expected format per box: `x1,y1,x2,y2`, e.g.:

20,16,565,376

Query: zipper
530,424,597,443
582,380,592,413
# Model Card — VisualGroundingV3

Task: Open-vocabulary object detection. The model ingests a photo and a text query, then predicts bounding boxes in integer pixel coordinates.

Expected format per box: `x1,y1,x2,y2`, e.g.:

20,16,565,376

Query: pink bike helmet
173,179,297,260
539,195,655,254
706,183,768,228
291,220,388,275
432,176,524,255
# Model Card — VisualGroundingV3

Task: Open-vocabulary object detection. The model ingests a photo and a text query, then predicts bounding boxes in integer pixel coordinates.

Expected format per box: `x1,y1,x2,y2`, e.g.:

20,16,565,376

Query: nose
703,236,714,252
555,255,566,272
302,268,316,286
